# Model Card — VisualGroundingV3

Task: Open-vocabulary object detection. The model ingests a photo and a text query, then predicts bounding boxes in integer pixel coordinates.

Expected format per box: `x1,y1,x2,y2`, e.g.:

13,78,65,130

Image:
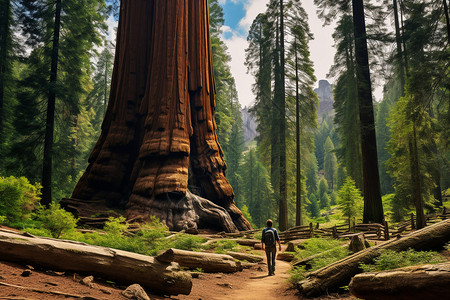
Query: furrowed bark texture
297,219,450,297
64,0,251,232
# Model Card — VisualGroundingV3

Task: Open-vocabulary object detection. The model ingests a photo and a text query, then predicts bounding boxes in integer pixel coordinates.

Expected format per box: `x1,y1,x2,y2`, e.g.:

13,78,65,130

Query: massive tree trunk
349,262,450,300
297,219,450,297
62,1,251,232
351,0,384,224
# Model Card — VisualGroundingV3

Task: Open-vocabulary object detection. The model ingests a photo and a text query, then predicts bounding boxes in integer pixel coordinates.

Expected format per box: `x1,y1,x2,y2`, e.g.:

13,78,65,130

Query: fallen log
0,230,192,295
156,248,242,273
349,262,450,300
226,251,263,263
297,219,450,297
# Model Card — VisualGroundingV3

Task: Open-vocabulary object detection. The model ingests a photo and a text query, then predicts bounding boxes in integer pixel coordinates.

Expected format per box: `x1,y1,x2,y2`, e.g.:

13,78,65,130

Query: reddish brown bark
63,0,251,232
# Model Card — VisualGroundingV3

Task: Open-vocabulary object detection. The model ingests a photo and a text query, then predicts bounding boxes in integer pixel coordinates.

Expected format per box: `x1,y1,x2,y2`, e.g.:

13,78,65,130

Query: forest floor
0,237,357,300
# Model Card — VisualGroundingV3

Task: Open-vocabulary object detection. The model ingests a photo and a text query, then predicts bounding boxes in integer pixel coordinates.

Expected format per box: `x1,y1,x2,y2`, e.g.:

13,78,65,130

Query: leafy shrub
0,176,41,223
22,227,53,238
170,234,207,251
360,248,446,272
214,240,240,254
0,215,6,224
36,203,79,238
103,216,128,235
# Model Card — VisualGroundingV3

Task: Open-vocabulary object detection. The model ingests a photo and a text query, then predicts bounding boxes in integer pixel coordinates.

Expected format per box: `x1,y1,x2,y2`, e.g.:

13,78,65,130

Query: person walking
261,219,282,276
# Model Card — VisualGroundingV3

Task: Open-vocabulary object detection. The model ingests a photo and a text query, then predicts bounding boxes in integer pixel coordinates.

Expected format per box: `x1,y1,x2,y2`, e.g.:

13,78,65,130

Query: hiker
261,219,281,276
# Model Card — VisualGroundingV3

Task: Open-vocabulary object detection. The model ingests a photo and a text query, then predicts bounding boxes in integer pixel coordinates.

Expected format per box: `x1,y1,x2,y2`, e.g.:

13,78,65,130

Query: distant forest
0,0,448,230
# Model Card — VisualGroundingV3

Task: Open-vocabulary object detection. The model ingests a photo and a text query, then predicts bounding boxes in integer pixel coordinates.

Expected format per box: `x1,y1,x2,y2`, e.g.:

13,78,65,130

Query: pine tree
338,176,363,226
11,0,107,203
323,137,337,191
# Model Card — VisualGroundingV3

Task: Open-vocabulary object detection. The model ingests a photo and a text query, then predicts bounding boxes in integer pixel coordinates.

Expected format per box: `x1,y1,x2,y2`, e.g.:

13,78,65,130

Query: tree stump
61,0,251,232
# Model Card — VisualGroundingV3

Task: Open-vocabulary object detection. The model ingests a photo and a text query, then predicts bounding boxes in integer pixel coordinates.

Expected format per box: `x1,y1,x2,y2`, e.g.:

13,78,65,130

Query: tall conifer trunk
278,0,288,231
0,0,10,169
443,0,450,42
41,0,62,207
393,0,405,95
351,0,384,223
295,37,302,226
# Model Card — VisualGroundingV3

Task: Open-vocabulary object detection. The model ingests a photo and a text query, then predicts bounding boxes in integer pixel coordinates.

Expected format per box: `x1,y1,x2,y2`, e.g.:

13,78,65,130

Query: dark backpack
264,229,276,247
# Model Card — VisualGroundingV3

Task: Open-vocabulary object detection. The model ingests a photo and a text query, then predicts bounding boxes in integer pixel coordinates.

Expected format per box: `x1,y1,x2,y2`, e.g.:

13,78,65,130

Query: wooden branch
156,248,242,273
0,231,192,295
349,262,450,300
297,219,450,297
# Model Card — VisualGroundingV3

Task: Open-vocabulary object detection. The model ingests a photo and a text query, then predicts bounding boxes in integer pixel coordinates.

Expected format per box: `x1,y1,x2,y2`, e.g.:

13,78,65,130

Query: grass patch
360,248,446,272
289,238,350,284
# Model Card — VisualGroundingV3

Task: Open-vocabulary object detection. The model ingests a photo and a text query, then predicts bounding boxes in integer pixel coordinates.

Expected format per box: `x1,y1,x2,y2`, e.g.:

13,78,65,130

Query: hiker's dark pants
265,246,276,275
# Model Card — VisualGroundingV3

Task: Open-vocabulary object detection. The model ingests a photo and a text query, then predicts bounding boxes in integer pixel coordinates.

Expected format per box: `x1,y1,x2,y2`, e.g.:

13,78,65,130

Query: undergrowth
289,238,350,283
360,248,446,272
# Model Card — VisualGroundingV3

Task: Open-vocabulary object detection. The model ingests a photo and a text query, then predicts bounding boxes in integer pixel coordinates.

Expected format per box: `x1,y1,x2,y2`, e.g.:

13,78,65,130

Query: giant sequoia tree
62,1,251,233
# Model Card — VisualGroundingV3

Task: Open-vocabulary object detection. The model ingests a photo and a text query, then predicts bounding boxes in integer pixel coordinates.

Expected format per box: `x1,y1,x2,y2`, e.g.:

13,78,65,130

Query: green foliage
171,234,207,252
289,266,307,283
360,249,446,272
294,238,347,259
308,193,320,218
290,238,349,283
36,203,78,238
22,227,53,238
103,216,128,235
337,177,363,225
214,240,240,254
0,176,41,223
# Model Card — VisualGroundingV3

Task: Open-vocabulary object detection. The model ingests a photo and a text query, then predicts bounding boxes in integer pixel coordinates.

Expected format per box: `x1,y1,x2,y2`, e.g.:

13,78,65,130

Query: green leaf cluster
0,176,41,223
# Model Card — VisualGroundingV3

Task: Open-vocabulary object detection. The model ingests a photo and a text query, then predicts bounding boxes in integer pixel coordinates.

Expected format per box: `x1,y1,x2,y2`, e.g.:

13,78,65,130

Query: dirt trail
214,255,296,300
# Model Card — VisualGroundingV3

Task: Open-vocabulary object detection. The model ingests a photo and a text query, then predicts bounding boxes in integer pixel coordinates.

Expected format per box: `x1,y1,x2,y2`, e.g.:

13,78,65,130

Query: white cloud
222,32,255,107
238,0,269,33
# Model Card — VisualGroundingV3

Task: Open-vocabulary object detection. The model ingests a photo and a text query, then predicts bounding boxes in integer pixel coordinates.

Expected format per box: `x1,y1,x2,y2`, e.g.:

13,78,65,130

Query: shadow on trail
250,275,271,279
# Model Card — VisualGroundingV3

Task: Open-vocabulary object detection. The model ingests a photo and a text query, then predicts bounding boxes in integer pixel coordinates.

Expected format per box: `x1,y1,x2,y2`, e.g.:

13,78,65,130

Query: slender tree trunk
272,18,280,221
104,58,108,116
0,0,10,170
393,0,405,95
279,0,288,231
351,0,384,224
41,0,62,207
443,0,450,43
399,0,409,76
410,124,425,229
295,38,302,226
